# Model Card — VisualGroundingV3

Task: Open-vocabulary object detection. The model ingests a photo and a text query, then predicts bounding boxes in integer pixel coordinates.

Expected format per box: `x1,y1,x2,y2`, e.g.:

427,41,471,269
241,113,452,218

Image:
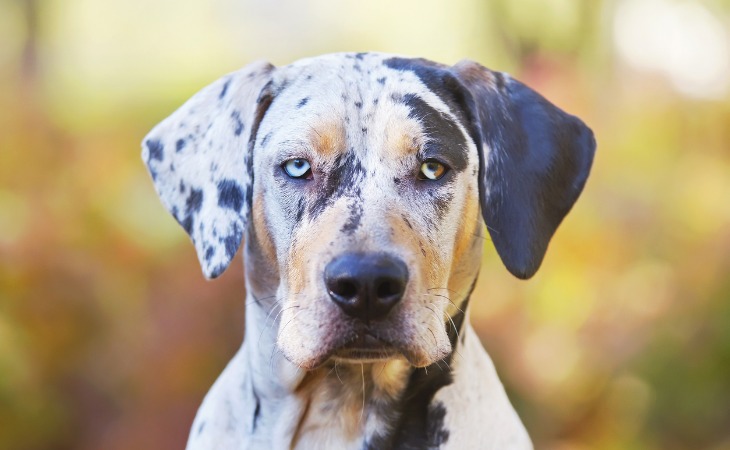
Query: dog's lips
287,325,445,370
335,334,397,359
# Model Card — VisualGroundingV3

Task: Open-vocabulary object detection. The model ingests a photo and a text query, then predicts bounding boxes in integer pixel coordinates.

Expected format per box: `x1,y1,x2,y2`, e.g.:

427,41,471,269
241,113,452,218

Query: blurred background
1,0,729,448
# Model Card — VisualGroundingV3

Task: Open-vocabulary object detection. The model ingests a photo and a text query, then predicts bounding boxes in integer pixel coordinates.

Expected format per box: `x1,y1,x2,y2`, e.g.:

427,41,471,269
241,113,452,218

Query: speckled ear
142,61,275,279
454,60,595,280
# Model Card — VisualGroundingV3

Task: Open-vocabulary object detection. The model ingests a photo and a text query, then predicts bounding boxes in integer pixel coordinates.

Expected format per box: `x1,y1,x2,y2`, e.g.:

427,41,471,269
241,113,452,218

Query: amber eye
419,160,448,180
283,158,312,179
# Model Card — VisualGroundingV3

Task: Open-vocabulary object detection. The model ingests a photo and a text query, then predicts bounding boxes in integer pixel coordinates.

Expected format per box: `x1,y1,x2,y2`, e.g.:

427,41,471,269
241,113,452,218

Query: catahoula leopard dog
142,52,595,450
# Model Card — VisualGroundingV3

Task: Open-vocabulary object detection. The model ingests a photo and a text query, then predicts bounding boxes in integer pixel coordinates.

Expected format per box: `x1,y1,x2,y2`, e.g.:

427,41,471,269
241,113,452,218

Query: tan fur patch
383,119,424,160
371,358,411,398
309,121,345,159
287,198,349,294
387,213,445,289
246,191,279,295
451,185,480,274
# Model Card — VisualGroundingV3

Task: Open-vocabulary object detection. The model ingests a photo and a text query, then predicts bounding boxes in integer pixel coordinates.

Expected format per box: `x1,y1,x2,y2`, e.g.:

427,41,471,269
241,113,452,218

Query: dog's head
143,53,595,369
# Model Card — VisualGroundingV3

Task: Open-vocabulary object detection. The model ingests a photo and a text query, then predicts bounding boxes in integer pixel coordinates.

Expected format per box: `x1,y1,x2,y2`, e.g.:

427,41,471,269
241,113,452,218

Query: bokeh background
1,0,729,449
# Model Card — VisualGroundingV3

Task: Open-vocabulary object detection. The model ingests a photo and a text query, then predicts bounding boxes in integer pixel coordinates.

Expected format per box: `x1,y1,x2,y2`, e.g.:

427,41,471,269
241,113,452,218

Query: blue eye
283,158,312,179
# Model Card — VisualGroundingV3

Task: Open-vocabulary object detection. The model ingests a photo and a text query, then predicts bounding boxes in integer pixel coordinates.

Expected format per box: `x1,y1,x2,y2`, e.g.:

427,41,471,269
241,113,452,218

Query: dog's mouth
333,332,400,363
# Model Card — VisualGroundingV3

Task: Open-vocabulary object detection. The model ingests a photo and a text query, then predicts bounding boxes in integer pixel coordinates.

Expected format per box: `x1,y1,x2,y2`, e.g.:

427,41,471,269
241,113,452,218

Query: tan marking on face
387,213,445,288
252,191,277,263
451,185,480,271
246,191,279,295
309,121,346,159
383,119,424,161
287,198,349,295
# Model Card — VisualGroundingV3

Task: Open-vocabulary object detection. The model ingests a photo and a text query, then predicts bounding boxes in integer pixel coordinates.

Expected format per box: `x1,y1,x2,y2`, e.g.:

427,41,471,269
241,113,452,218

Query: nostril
376,278,403,299
331,278,358,299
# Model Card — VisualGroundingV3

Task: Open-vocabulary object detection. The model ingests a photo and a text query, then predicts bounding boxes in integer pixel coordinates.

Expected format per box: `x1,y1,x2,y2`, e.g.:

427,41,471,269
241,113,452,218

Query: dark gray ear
453,60,596,279
142,61,275,279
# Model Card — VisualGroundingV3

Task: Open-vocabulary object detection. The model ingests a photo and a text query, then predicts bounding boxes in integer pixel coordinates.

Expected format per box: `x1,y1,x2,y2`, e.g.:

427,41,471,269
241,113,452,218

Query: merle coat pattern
142,52,595,450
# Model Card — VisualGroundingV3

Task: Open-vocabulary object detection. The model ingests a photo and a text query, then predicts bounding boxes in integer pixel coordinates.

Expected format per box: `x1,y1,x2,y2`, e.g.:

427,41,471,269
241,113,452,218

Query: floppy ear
142,61,275,279
453,60,596,279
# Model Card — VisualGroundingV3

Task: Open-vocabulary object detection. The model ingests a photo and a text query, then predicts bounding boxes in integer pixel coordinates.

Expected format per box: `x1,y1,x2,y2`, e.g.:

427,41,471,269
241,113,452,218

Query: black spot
219,78,231,99
393,177,401,185
355,52,368,60
218,179,244,211
176,138,186,152
340,200,363,234
210,263,228,279
223,231,240,260
432,190,454,221
309,152,365,218
231,110,244,136
261,132,272,147
354,101,362,109
179,180,185,193
146,139,164,162
181,216,194,234
252,390,261,431
297,97,309,108
185,188,204,214
361,127,368,134
295,198,305,223
402,215,413,229
205,246,214,262
377,76,387,85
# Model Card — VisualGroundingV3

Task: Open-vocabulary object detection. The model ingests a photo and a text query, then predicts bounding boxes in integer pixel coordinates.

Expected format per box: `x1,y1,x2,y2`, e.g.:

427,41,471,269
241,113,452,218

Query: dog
142,52,595,449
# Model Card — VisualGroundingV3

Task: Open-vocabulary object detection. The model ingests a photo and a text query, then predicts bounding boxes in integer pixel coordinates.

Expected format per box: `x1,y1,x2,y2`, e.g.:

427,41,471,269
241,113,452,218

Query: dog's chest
288,360,411,449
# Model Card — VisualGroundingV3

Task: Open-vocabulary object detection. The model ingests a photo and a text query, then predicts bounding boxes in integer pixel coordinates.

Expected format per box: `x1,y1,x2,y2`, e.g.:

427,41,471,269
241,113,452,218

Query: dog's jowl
143,53,595,450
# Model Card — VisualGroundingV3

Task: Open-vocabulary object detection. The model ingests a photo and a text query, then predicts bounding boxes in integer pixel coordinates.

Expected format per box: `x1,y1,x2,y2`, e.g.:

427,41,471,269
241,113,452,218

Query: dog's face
250,55,482,368
142,53,595,370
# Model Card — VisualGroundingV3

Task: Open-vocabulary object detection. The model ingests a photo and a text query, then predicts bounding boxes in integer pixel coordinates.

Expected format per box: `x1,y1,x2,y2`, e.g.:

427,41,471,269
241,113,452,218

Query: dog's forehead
258,53,469,161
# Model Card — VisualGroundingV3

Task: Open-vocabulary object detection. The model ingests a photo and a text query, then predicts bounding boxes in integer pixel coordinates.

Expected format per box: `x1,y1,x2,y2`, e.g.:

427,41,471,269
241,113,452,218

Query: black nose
324,253,408,322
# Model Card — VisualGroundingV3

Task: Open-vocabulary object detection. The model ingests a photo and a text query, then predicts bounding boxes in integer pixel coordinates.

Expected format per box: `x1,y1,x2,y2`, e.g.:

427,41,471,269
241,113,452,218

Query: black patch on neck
365,302,470,450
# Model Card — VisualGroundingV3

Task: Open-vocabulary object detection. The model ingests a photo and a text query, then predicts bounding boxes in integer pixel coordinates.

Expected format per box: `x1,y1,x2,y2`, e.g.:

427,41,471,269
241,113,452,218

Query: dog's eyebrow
399,93,469,172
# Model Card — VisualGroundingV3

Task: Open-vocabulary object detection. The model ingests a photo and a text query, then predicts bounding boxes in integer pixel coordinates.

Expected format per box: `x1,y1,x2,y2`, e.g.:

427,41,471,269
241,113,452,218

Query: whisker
359,363,366,424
